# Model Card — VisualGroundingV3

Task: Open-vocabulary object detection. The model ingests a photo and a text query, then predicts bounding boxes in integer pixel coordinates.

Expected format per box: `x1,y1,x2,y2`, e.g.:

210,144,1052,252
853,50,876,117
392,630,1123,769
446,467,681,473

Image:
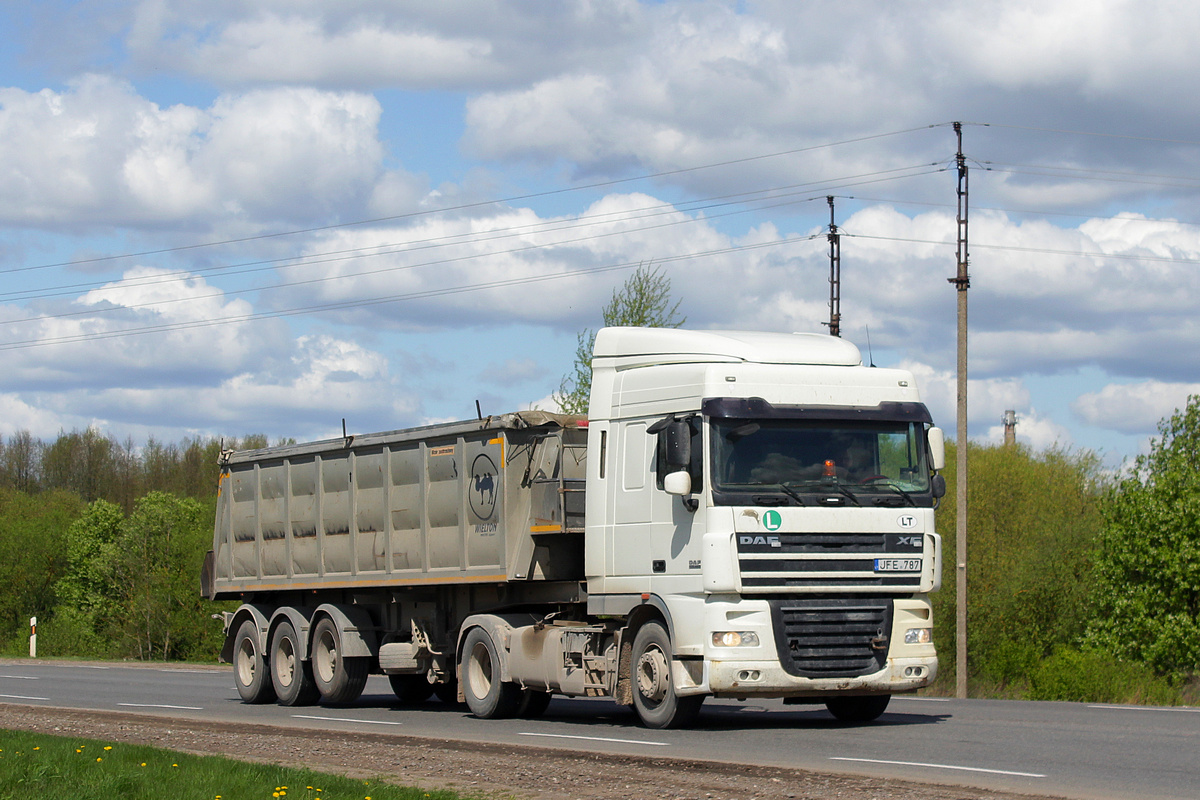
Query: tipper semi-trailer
204,327,946,728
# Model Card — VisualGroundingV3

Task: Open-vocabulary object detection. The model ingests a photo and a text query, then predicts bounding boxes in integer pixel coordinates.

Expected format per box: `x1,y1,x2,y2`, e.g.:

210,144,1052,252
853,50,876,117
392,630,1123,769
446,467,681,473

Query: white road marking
0,693,49,701
891,696,951,702
118,703,203,710
292,715,404,726
1089,704,1200,713
830,757,1046,778
158,669,218,674
0,675,39,680
519,732,670,747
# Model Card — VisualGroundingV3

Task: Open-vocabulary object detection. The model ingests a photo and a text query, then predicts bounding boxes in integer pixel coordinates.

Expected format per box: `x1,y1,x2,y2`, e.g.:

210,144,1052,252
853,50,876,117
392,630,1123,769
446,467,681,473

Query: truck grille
770,597,893,678
737,532,923,592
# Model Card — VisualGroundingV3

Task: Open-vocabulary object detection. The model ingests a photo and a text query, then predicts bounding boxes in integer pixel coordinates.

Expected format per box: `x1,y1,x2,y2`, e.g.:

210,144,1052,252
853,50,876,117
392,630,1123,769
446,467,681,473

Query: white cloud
0,267,418,442
1072,380,1200,435
897,359,1027,428
0,75,394,227
983,410,1074,451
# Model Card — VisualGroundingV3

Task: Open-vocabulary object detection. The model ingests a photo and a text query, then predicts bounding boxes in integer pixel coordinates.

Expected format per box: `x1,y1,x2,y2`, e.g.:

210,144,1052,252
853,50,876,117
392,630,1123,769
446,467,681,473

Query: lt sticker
897,514,917,529
763,509,782,531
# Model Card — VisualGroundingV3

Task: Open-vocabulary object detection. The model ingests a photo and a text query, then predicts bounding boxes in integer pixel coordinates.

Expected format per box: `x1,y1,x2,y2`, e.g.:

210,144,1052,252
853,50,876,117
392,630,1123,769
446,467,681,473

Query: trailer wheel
270,620,319,706
433,680,463,706
825,694,890,722
388,674,433,704
461,627,520,719
233,619,275,704
631,621,703,729
311,617,368,704
517,689,553,718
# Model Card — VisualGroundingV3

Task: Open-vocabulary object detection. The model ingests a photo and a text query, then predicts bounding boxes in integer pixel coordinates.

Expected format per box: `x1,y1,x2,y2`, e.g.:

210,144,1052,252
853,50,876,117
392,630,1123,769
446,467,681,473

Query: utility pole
824,196,841,337
948,121,970,700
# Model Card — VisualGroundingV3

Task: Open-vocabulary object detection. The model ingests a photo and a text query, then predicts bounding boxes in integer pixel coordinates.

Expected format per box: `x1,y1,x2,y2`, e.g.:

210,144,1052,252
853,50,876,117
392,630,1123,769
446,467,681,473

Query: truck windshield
710,418,932,506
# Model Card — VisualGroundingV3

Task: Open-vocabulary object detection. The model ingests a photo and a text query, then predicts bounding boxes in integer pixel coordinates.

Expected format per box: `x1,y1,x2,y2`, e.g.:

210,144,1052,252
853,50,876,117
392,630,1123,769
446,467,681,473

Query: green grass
0,729,463,800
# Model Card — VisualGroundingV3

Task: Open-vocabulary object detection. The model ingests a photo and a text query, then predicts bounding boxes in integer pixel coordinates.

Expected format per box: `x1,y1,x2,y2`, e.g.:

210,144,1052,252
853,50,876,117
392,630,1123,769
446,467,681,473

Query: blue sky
2,1,1200,467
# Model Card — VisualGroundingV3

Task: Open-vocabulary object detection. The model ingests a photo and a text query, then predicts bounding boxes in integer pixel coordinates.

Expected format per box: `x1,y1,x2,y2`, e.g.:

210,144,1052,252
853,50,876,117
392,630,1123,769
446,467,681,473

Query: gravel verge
0,703,1068,800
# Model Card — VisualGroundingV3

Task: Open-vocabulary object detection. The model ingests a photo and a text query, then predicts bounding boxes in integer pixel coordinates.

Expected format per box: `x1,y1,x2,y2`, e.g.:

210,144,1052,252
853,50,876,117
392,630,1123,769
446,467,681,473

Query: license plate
875,558,921,572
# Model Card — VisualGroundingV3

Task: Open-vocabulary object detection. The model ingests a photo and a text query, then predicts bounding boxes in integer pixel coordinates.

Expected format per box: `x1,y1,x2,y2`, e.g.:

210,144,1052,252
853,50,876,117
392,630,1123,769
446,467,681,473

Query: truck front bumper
704,654,937,698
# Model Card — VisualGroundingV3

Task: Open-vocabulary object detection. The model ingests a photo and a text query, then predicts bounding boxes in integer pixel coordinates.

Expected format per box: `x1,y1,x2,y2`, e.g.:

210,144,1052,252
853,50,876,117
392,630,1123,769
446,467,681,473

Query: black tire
460,627,521,719
825,694,891,723
311,617,369,704
389,674,434,704
433,680,463,706
270,619,319,706
233,619,275,704
517,688,553,718
631,621,704,729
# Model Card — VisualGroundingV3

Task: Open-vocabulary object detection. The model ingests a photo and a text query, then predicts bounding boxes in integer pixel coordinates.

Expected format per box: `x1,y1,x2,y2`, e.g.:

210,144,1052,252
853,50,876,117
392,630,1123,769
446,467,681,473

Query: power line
0,235,824,352
843,232,1200,266
0,165,942,323
1,125,945,277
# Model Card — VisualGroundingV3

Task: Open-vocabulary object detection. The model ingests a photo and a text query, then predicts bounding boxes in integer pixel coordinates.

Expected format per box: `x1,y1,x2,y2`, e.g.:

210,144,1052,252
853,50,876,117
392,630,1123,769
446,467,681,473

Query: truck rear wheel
270,620,319,706
233,619,275,704
311,617,368,704
389,674,434,704
825,694,890,722
517,689,553,718
631,621,704,729
461,627,521,719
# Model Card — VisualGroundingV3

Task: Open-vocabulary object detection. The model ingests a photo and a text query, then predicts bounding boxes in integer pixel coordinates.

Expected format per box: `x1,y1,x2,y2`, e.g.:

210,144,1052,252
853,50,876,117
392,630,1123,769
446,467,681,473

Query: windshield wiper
859,478,917,506
773,482,805,505
787,479,861,506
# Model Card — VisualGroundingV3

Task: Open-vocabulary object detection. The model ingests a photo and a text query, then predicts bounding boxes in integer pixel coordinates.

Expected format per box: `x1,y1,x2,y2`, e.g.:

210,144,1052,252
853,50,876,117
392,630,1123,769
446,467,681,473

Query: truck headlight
904,628,932,645
712,631,760,647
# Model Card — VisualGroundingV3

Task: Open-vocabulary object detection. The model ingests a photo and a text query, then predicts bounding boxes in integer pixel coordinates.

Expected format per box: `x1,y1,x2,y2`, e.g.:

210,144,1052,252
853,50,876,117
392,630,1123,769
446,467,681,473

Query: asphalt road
1,660,1197,800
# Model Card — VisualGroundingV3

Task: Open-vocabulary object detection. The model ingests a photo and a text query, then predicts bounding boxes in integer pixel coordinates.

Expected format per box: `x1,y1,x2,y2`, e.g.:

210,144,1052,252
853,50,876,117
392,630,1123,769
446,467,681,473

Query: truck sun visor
701,397,933,423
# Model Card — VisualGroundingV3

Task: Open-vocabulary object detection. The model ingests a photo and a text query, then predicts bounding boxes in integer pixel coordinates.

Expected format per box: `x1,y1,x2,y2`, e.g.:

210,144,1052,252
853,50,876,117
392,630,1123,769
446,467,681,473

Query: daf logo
739,535,782,548
897,514,917,529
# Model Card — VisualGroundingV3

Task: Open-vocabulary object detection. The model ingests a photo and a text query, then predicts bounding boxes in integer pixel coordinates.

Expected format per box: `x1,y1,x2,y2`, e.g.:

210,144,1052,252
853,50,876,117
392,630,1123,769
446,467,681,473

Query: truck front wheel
461,627,520,719
233,619,275,704
270,620,319,706
825,694,890,722
311,617,368,704
631,621,703,729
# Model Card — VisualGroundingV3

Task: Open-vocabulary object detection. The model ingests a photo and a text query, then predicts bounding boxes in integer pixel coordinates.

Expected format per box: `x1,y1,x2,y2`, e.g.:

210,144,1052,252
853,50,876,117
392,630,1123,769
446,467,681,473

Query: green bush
1029,647,1179,705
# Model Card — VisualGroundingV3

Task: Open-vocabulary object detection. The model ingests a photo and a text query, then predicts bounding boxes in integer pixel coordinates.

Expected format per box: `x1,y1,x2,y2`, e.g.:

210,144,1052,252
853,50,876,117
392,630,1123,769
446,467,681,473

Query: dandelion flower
96,757,102,762
104,746,112,751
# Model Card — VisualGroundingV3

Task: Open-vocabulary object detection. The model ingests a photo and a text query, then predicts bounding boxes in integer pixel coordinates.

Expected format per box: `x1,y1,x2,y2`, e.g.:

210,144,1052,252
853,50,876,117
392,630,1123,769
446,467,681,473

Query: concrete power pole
947,122,970,700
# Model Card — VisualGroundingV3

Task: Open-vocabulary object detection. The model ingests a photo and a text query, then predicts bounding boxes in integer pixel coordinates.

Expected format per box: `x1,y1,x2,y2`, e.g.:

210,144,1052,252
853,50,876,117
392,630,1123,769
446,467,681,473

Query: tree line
0,428,274,662
0,427,271,511
932,397,1200,703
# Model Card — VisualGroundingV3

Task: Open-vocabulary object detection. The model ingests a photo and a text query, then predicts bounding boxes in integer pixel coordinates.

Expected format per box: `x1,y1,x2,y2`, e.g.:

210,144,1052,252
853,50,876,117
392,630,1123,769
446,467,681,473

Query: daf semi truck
204,327,945,728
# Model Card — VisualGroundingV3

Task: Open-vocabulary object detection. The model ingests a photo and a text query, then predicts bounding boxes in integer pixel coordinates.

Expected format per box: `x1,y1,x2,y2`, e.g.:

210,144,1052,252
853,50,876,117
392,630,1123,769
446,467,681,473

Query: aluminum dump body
205,412,586,600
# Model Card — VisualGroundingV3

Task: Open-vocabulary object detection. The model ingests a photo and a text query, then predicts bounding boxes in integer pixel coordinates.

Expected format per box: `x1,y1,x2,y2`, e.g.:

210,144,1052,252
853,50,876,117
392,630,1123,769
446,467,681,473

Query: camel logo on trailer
469,453,499,521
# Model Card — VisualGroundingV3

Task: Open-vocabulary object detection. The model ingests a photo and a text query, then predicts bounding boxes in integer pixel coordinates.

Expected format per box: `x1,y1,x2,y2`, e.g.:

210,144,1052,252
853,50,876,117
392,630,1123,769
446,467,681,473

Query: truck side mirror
930,473,946,499
927,427,945,471
663,419,691,472
648,415,692,472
